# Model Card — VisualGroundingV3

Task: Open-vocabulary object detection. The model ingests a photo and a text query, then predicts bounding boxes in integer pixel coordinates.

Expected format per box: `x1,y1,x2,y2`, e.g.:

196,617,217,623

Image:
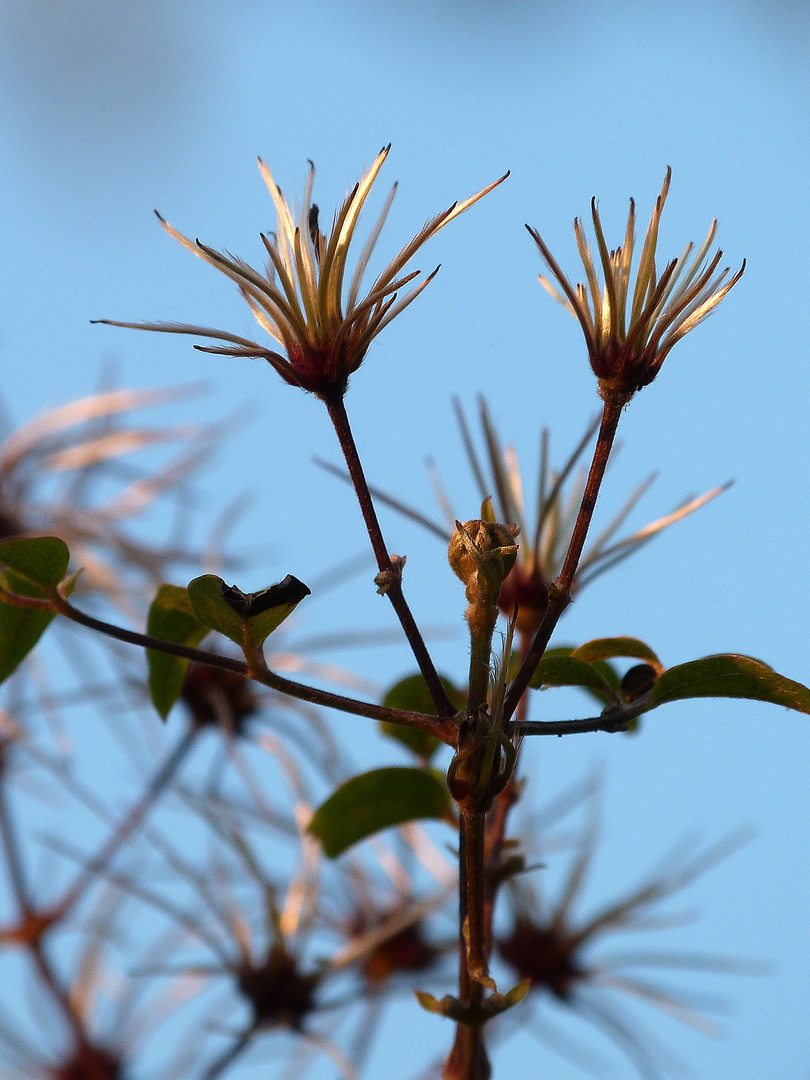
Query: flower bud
448,516,518,606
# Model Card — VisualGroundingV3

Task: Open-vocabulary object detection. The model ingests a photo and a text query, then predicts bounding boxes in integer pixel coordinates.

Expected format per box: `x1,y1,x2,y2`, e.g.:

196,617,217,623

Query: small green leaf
380,673,465,760
487,979,532,1017
146,585,210,720
503,979,532,1008
0,561,75,685
529,654,621,704
647,654,810,715
541,645,621,701
415,990,459,1017
0,536,70,589
187,574,310,652
309,767,455,858
571,636,664,674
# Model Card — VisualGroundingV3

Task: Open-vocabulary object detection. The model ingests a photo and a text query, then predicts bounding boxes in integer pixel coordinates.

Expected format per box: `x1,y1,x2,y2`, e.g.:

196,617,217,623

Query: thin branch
323,393,455,719
5,590,457,743
503,395,626,720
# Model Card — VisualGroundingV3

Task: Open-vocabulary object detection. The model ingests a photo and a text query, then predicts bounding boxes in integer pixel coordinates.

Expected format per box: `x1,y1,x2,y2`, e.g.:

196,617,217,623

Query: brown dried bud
181,662,259,733
374,554,406,595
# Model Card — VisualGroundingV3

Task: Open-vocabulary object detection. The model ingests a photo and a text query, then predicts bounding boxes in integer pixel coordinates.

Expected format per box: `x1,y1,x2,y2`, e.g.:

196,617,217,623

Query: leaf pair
0,539,310,708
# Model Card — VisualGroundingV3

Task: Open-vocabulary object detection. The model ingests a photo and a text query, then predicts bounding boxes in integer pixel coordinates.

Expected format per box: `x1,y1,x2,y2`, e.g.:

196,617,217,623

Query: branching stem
0,589,458,744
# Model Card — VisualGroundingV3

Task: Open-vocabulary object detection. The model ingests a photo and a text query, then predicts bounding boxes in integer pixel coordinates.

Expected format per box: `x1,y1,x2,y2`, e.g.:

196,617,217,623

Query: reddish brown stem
503,396,624,720
461,807,489,985
443,1010,490,1080
0,761,86,1044
443,815,491,1080
37,594,457,745
324,393,456,719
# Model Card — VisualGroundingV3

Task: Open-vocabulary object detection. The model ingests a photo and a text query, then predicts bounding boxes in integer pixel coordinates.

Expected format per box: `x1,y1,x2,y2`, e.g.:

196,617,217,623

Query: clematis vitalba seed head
527,169,744,402
97,148,508,400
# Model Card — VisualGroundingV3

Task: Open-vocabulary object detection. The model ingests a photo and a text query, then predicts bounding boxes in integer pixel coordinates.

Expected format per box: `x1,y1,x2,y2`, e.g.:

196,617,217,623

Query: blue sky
1,1,809,1077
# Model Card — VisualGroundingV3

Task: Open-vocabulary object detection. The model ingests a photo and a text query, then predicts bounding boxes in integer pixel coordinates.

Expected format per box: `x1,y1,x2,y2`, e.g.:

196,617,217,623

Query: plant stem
503,396,624,720
443,814,490,1080
517,702,641,736
324,393,455,719
444,579,504,1076
34,594,458,744
0,765,86,1044
460,806,490,985
467,605,498,713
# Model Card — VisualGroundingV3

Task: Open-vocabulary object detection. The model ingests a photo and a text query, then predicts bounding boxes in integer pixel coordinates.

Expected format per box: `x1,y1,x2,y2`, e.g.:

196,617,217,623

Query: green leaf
187,574,310,652
0,573,57,684
541,645,621,699
571,636,664,673
309,767,455,858
488,979,532,1017
0,556,75,685
380,673,465,760
186,575,244,645
529,654,622,704
647,654,810,715
415,991,459,1018
0,536,70,589
146,585,210,720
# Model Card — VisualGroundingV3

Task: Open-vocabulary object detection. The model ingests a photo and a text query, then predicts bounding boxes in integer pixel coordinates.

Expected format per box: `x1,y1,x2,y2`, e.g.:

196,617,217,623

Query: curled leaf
187,573,310,652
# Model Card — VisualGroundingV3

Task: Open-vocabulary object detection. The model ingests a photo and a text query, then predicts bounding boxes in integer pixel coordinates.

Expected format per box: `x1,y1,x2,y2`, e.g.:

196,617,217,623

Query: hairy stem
466,605,498,713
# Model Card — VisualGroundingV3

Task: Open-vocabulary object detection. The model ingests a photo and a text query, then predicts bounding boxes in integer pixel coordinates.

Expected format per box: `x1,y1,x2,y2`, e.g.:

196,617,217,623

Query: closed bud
448,517,518,605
